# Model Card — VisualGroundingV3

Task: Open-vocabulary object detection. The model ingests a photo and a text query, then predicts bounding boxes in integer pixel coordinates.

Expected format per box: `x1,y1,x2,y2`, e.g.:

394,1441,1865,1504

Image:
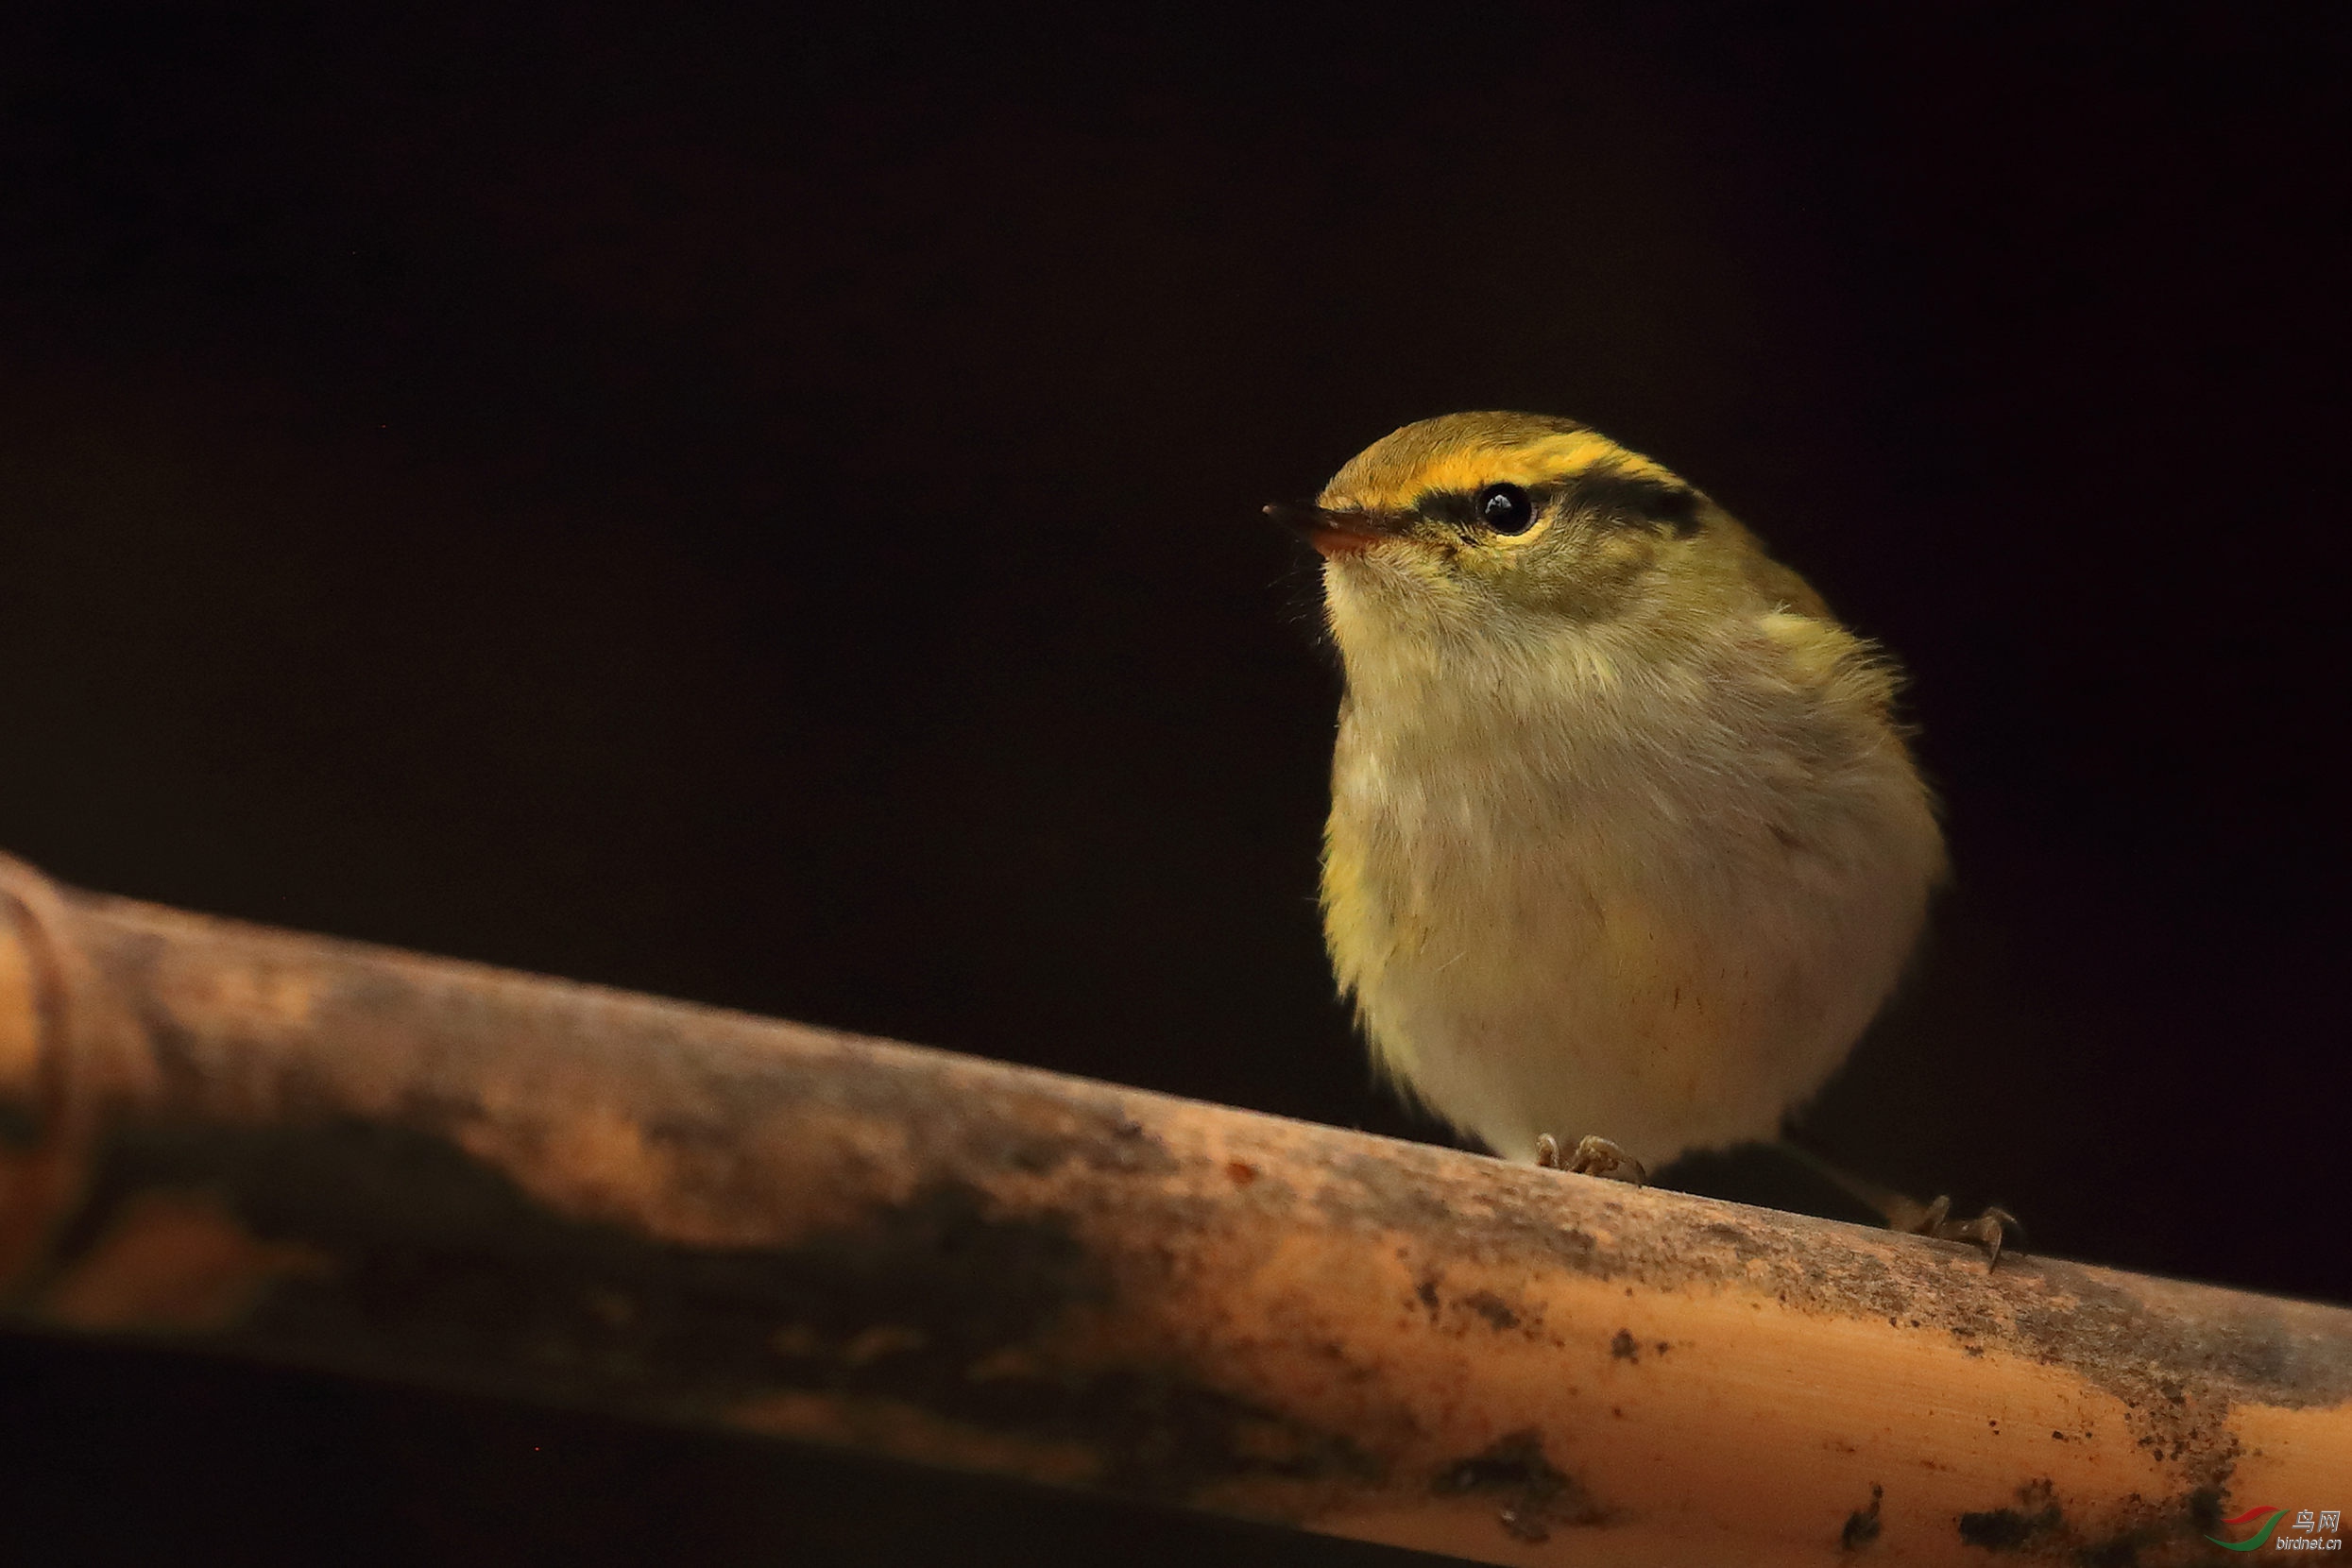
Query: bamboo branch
0,852,2344,1565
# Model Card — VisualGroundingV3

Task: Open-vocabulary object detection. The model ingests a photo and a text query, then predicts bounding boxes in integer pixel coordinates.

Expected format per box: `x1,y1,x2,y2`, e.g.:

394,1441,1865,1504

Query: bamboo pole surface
0,851,2345,1565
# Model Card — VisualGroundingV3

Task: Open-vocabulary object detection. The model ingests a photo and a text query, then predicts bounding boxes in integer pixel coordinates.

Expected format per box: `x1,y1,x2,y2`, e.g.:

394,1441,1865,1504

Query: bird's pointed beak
1264,503,1411,558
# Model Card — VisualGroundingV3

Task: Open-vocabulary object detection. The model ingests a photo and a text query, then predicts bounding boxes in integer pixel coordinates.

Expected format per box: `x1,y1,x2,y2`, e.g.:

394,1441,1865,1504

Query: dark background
2,4,2345,1562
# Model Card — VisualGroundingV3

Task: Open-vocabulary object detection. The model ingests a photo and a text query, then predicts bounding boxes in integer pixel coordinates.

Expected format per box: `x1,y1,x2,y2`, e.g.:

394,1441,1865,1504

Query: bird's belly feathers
1323,682,1939,1167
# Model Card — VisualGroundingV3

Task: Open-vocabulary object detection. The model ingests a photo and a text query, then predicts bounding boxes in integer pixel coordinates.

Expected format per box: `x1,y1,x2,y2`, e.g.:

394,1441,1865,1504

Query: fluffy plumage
1310,412,1943,1167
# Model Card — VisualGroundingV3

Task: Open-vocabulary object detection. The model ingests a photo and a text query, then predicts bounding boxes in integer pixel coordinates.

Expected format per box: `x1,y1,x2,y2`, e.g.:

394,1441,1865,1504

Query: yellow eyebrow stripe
1339,431,1675,510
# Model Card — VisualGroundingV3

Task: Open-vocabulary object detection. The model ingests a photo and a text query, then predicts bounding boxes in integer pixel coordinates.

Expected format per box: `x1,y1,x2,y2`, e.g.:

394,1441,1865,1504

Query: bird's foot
1534,1133,1648,1185
1901,1195,2023,1270
1777,1136,2023,1271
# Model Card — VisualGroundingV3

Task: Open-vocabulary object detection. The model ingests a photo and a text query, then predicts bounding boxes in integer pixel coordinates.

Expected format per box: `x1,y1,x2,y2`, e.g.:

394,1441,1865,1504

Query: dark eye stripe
1410,468,1700,539
1565,463,1702,535
1410,489,1483,530
1411,484,1561,533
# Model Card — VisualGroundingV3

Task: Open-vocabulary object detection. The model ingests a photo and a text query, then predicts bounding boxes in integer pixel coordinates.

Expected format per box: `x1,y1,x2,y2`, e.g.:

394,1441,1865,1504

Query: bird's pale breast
1324,606,1941,1167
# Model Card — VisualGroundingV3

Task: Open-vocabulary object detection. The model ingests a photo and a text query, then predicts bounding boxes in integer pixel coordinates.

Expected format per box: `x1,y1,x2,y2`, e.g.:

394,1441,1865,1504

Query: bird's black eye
1476,482,1535,536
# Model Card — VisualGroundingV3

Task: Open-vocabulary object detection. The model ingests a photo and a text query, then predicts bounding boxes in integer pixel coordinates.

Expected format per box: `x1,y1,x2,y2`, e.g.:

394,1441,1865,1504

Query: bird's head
1270,412,1809,657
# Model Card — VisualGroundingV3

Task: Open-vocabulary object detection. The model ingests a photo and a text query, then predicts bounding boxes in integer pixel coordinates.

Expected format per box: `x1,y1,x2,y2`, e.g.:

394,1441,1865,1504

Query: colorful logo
2206,1507,2343,1551
2207,1507,2288,1552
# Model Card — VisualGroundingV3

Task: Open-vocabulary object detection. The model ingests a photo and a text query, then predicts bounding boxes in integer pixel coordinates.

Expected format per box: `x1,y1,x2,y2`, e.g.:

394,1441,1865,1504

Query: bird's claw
1906,1195,2022,1270
1535,1133,1648,1185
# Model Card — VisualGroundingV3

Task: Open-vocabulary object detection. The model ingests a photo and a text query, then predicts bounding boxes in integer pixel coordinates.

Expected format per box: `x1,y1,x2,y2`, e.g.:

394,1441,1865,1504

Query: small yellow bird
1274,411,2008,1254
